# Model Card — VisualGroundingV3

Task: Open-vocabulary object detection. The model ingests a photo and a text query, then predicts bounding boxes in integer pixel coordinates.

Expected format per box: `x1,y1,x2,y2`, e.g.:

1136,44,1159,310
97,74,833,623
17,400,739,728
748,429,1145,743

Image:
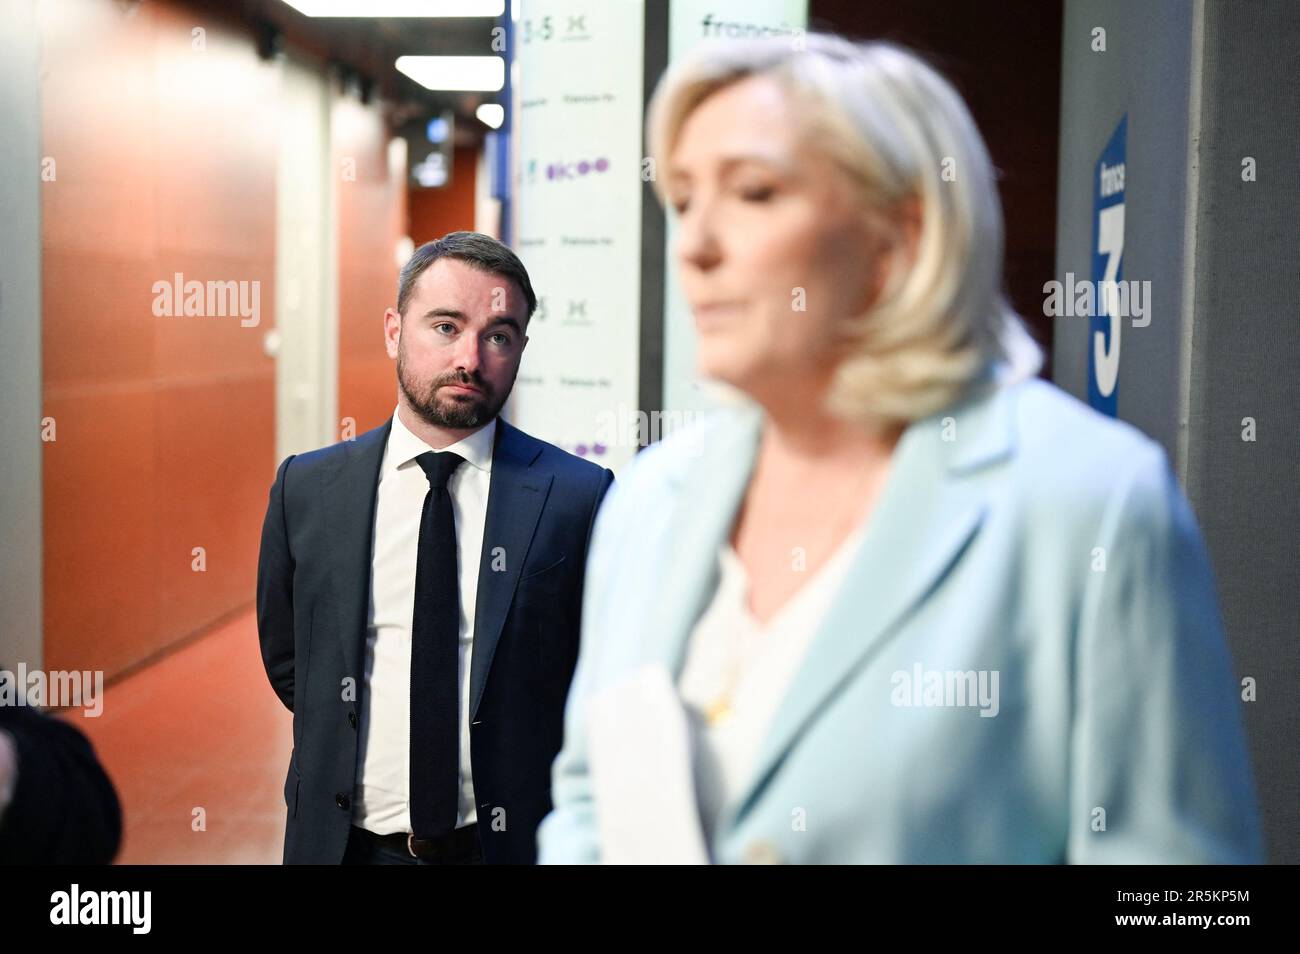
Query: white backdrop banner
511,0,646,472
661,0,809,417
511,0,807,472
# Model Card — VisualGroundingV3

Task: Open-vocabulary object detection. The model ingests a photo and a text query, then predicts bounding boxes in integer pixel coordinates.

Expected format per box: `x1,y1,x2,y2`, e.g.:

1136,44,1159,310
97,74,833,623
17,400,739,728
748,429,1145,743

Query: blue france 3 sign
1089,114,1126,416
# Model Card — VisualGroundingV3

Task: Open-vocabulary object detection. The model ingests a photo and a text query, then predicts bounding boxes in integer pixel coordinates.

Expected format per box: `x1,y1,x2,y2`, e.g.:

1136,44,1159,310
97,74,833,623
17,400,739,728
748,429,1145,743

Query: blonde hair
647,33,1042,429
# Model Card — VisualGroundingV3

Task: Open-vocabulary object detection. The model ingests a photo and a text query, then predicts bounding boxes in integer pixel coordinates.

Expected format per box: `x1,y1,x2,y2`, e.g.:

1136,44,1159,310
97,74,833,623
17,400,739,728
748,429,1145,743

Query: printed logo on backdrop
697,11,804,40
521,12,593,44
546,157,610,181
1089,114,1126,416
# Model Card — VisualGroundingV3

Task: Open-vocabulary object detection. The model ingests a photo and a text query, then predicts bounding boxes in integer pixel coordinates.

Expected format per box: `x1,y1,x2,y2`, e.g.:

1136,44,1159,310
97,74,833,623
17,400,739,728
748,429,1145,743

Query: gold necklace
703,464,879,727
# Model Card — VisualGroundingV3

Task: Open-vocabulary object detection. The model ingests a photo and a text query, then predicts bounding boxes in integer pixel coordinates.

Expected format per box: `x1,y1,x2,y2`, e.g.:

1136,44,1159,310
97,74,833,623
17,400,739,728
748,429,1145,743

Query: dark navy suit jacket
256,415,613,864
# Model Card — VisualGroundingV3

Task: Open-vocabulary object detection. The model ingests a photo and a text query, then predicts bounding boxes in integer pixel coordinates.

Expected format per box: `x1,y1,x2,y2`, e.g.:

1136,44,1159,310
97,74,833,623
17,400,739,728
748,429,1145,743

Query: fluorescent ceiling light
281,1,504,17
396,55,504,92
476,104,504,129
426,116,451,143
413,153,449,187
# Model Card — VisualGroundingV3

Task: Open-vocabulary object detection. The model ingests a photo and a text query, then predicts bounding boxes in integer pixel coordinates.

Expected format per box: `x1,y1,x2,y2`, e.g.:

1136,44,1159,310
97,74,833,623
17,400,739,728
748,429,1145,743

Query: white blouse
677,520,869,848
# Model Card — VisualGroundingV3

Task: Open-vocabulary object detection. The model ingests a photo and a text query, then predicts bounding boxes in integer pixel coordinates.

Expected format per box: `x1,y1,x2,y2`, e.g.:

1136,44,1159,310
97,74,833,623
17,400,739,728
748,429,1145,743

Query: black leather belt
356,824,480,861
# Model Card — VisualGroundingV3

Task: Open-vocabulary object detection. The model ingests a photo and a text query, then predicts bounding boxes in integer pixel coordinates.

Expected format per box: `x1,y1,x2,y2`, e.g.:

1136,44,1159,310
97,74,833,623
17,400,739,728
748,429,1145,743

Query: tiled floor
63,608,292,864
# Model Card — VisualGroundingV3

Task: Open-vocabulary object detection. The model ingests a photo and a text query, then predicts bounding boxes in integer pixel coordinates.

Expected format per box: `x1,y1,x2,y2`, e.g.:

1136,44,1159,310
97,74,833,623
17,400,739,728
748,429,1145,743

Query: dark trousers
342,825,483,866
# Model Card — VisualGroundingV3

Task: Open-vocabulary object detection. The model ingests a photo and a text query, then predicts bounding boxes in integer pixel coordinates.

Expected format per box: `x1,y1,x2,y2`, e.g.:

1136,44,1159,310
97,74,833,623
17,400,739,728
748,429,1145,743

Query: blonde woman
537,35,1262,864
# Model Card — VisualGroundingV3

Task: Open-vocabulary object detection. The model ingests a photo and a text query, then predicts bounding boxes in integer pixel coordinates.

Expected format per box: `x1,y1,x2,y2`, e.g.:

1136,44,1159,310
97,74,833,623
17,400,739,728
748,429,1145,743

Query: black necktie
410,450,465,838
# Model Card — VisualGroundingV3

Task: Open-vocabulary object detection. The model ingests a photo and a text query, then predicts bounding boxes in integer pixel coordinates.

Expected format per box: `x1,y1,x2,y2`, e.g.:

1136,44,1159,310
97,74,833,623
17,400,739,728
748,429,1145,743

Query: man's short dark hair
396,231,537,320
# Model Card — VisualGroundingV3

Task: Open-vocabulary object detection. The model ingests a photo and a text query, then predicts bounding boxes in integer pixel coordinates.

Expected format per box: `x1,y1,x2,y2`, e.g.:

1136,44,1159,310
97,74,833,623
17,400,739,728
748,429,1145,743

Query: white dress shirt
353,408,496,834
677,519,868,847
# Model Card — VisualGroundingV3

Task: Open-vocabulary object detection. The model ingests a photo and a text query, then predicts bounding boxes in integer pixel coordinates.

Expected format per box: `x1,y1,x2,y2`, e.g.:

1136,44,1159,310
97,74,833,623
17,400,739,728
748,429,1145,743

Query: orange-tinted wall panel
408,145,479,245
41,0,277,679
335,98,408,435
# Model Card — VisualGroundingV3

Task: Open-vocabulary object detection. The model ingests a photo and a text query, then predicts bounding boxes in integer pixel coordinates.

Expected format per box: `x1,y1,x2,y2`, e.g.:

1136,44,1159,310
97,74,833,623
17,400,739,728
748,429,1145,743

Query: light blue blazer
537,377,1264,863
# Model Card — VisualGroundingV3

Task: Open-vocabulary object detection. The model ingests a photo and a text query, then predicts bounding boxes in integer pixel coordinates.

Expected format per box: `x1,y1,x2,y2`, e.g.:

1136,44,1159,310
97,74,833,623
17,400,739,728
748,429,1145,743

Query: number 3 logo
1093,202,1125,399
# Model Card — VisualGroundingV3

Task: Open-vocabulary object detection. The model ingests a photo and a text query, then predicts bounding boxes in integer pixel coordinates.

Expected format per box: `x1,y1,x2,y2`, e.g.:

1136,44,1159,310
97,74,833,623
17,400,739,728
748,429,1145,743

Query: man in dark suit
257,232,613,865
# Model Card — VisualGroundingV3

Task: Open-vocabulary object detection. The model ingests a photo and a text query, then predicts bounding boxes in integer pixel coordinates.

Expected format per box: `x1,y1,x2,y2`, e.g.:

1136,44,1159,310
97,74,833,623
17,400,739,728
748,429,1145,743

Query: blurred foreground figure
0,697,122,864
538,34,1263,864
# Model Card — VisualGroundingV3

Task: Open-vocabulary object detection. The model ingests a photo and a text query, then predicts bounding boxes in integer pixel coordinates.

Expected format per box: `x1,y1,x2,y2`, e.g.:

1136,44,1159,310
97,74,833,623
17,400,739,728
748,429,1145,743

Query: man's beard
397,343,514,430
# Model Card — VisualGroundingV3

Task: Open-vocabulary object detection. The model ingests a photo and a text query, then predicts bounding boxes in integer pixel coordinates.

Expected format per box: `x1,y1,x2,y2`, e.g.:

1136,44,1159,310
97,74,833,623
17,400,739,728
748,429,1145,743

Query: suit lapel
322,419,392,684
469,418,550,719
688,384,1018,836
717,383,1019,833
717,436,987,833
641,406,764,674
